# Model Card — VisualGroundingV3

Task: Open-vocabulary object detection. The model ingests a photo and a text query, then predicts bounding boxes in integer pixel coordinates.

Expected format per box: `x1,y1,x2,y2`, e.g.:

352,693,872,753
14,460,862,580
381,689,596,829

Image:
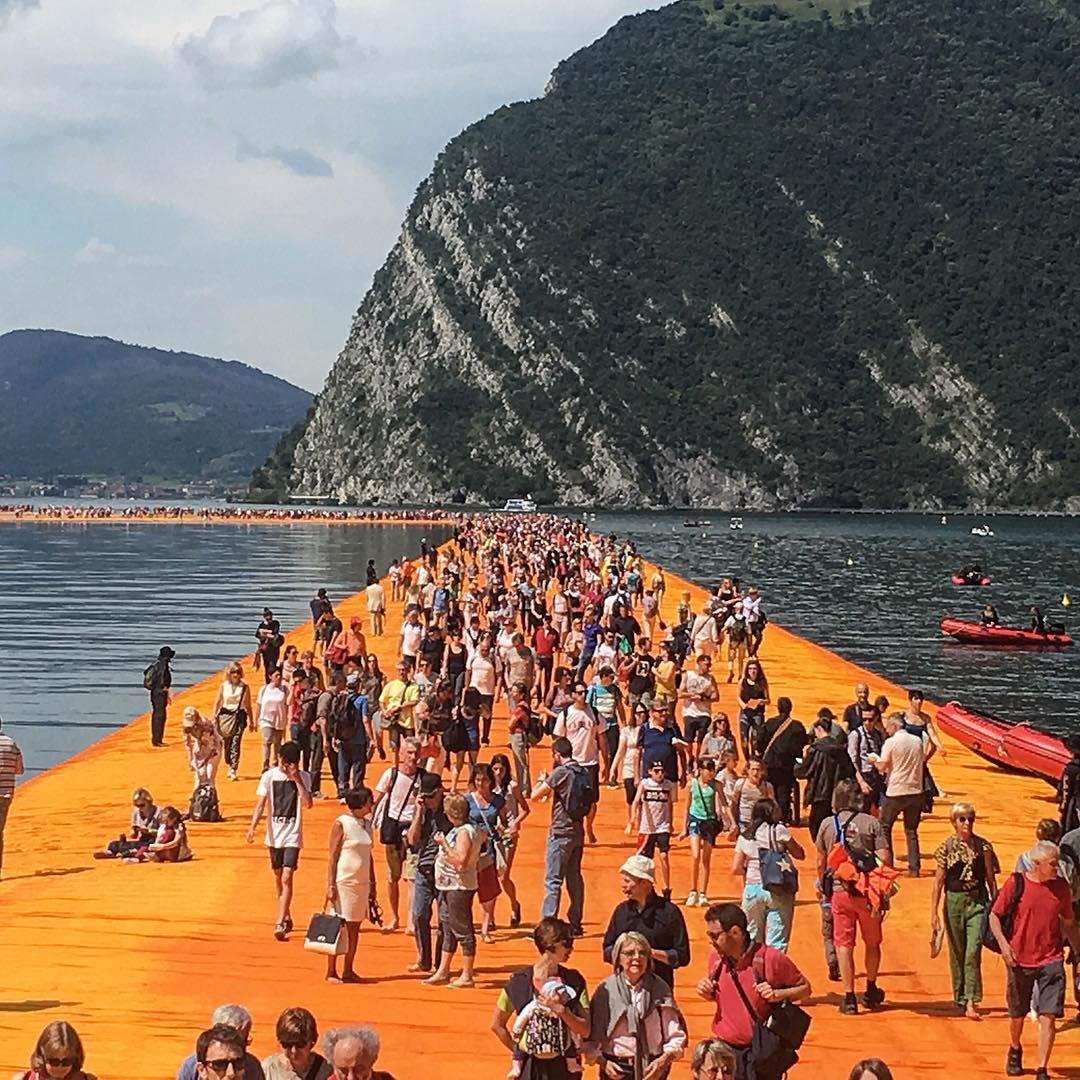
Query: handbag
216,707,245,740
477,860,502,903
696,817,723,845
982,871,1024,954
441,715,472,753
759,826,799,894
303,909,347,956
326,644,348,666
730,950,805,1080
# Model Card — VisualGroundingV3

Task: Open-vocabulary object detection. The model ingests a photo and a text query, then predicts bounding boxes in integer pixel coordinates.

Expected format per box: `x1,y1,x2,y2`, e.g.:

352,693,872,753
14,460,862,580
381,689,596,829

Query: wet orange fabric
0,558,1064,1078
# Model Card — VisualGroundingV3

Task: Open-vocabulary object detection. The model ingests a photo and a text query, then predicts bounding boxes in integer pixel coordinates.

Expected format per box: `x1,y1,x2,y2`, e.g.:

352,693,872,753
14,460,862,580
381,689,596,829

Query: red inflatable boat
940,617,1072,647
936,701,1070,783
951,574,991,586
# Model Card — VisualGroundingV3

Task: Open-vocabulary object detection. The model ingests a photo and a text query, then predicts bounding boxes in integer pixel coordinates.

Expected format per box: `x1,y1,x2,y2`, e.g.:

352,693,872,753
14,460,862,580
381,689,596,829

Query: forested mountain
258,0,1080,509
0,330,311,481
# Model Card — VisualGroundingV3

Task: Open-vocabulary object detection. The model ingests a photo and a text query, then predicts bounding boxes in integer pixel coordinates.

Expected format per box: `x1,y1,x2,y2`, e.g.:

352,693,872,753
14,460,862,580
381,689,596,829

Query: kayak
936,701,1070,783
950,574,991,586
940,617,1072,647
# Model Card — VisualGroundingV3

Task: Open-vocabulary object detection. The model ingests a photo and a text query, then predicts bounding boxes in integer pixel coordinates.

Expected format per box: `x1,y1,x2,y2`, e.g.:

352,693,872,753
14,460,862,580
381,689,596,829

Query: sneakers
1033,1069,1049,1080
685,891,700,907
1005,1047,1023,1077
839,995,859,1016
828,964,841,982
862,983,885,1008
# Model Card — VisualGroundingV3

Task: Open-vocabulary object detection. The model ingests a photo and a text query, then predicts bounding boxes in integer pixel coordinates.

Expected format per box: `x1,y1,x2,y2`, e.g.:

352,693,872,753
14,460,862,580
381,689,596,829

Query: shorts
683,714,711,747
638,832,671,857
831,886,884,950
623,778,638,805
385,840,407,883
584,763,601,801
1006,960,1065,1019
687,818,718,844
268,846,300,871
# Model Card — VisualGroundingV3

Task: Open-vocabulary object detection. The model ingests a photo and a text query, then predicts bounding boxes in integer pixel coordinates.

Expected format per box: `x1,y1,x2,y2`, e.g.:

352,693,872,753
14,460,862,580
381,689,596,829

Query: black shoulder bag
982,871,1025,954
729,948,808,1080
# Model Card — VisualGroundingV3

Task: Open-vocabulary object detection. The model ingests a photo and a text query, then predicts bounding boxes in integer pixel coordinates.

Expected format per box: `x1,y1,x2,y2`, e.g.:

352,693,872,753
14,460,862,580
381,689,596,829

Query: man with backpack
533,736,595,937
814,779,893,1013
144,645,175,747
990,841,1080,1080
552,682,606,845
332,673,375,799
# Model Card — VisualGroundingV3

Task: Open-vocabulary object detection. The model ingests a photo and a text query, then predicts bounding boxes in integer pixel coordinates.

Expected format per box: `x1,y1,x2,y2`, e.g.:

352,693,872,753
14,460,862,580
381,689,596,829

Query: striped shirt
0,733,24,797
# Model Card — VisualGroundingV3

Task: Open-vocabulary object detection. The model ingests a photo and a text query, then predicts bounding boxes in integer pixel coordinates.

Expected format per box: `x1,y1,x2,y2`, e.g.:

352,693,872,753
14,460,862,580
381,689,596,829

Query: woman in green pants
930,802,1000,1019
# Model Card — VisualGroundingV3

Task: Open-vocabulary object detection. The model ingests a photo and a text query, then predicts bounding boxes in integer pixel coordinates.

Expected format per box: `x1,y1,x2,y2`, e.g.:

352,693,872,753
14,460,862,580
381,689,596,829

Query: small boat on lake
940,617,1072,648
502,498,537,513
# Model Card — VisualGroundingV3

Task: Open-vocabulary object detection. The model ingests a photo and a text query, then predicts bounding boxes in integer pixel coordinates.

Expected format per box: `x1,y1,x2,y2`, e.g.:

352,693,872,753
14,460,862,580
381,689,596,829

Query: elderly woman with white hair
930,801,999,1019
588,931,687,1080
322,1026,395,1080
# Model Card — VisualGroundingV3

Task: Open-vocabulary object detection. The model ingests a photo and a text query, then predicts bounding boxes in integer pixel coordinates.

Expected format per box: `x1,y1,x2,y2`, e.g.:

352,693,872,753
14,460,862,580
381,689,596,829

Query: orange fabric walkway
0,559,1069,1078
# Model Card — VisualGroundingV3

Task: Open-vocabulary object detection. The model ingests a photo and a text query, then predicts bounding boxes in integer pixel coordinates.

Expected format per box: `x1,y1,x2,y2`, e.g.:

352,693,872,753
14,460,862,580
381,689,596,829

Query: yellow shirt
379,679,420,729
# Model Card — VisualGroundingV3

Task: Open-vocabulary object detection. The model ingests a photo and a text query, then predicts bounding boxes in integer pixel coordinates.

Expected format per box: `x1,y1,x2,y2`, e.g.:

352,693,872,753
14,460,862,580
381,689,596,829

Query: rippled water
590,510,1080,736
2,505,1077,779
0,517,449,776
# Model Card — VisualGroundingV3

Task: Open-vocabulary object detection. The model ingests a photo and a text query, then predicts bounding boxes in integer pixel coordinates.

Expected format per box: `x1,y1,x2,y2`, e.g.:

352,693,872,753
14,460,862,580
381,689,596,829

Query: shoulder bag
729,949,808,1080
982,871,1025,954
759,824,799,894
379,770,422,846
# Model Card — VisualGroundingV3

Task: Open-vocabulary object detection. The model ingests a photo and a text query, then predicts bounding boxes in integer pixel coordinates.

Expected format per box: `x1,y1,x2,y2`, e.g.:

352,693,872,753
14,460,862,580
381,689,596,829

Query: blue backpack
759,825,799,894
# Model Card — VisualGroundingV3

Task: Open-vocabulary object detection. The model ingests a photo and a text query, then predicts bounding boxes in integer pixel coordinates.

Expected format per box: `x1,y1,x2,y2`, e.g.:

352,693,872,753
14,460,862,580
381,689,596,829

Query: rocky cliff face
269,0,1080,509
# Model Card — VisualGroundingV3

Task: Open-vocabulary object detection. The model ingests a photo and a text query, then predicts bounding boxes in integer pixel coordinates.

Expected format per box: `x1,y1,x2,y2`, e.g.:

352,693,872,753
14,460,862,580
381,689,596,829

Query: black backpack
142,662,162,691
189,784,222,823
982,872,1025,954
329,691,358,741
562,762,596,822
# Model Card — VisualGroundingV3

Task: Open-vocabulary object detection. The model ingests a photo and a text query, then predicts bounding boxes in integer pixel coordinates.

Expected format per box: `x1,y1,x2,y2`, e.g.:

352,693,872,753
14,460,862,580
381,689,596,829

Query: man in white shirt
873,713,927,877
690,608,719,658
366,579,386,637
372,738,426,932
399,610,424,668
553,682,605,844
246,742,313,940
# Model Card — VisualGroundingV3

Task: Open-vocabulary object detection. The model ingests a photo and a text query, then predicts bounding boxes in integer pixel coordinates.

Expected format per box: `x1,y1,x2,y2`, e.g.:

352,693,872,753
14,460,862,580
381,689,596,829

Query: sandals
273,923,289,941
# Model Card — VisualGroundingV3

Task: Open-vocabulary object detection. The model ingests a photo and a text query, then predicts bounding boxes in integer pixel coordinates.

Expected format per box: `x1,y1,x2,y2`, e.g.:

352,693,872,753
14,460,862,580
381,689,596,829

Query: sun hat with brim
619,854,655,884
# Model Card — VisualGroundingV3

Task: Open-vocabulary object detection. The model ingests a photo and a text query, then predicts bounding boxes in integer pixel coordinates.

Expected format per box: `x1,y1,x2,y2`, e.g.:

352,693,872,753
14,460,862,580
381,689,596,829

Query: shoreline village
0,512,1076,1080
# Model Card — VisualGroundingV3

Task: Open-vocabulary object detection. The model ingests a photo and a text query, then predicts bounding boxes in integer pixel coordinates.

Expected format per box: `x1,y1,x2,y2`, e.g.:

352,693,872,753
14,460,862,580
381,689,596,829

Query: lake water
2,506,1077,777
0,517,448,776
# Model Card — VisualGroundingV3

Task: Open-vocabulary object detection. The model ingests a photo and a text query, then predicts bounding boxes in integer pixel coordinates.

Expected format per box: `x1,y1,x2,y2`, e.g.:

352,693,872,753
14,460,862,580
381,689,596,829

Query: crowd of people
0,504,455,523
5,513,1080,1080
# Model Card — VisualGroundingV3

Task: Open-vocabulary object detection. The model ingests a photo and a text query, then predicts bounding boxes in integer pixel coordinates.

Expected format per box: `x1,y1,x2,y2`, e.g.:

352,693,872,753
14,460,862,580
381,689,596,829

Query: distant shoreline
0,506,456,526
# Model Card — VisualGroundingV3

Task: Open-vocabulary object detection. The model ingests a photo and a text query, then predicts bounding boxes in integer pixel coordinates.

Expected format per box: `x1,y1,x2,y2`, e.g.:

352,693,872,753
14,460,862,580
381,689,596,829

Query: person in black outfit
366,560,378,586
405,771,453,973
841,683,879,734
147,646,174,746
601,853,690,990
256,608,282,683
755,697,808,825
796,716,856,840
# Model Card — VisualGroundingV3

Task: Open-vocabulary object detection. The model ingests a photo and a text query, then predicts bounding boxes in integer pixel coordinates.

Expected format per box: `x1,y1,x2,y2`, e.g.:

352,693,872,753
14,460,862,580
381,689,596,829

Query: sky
0,0,659,390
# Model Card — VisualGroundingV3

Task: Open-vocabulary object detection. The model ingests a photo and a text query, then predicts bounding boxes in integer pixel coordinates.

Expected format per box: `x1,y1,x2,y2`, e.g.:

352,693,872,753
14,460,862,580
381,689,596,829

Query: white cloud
72,237,116,265
0,245,27,270
178,0,347,90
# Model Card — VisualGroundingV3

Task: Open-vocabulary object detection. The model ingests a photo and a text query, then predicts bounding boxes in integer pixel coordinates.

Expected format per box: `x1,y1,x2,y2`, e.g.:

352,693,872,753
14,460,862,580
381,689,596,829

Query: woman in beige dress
212,662,252,781
325,787,376,983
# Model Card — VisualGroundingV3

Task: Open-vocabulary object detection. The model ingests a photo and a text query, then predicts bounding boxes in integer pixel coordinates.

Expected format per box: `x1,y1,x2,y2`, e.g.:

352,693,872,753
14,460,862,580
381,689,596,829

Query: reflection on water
0,522,449,773
591,511,1079,735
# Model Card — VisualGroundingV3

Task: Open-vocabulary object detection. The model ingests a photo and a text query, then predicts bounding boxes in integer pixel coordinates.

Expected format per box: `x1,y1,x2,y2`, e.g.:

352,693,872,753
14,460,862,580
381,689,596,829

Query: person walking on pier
990,840,1080,1080
366,577,386,638
144,645,174,747
0,714,25,880
246,742,313,941
874,714,927,876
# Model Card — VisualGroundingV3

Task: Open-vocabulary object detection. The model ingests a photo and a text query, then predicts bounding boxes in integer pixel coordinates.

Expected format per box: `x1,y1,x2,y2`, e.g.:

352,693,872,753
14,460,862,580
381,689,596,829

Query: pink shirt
707,945,806,1046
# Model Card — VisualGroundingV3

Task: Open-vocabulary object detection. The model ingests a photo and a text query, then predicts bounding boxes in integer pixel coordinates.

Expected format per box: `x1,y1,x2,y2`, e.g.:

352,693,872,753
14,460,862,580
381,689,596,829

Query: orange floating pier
0,559,1067,1078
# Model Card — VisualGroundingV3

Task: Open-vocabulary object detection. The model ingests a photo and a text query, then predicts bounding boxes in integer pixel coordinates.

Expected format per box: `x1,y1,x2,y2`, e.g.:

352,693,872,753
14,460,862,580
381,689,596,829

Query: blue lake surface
1,504,1077,777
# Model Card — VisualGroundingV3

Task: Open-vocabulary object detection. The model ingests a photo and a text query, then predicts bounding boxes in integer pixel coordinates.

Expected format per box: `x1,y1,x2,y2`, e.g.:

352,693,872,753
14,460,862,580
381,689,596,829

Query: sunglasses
649,765,665,772
705,929,723,941
203,1061,245,1075
955,815,976,823
45,1060,74,1069
280,1041,308,1050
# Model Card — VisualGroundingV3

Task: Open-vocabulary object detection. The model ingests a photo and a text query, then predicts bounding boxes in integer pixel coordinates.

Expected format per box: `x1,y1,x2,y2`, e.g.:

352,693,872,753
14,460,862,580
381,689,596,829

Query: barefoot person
326,788,377,983
246,742,313,941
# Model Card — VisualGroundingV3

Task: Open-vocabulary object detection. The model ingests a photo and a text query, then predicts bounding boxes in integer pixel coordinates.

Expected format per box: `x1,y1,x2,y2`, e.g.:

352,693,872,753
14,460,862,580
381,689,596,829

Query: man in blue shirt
576,611,602,681
640,700,688,788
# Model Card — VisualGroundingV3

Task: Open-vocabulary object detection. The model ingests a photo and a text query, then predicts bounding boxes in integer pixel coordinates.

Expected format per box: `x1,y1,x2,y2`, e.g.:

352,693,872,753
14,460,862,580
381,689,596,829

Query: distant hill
0,330,312,482
262,0,1080,510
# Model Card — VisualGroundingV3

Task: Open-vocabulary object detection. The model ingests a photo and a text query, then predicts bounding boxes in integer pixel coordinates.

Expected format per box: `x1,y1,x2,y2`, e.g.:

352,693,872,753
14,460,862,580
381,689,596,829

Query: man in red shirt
532,615,560,703
695,903,811,1080
990,840,1080,1080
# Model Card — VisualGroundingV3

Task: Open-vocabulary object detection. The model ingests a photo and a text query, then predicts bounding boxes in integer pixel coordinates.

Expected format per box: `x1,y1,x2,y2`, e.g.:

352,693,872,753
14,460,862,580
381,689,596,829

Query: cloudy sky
0,0,658,390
